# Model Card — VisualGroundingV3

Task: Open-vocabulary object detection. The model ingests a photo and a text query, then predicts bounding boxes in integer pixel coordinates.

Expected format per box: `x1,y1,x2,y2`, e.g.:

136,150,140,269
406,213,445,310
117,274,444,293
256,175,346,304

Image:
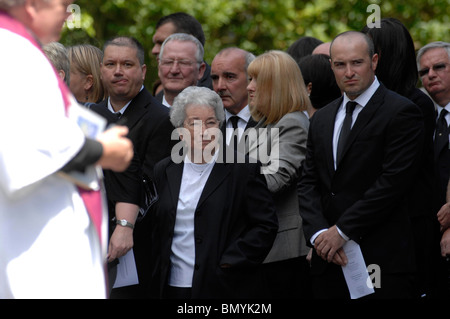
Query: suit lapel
245,117,257,130
196,159,232,209
122,88,151,130
338,85,386,163
165,161,184,210
324,97,343,175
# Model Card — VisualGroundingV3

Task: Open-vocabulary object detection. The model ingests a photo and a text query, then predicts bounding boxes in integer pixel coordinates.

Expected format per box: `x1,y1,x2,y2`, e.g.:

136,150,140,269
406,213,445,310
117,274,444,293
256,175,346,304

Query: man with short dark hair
298,31,424,299
92,36,174,298
211,47,256,147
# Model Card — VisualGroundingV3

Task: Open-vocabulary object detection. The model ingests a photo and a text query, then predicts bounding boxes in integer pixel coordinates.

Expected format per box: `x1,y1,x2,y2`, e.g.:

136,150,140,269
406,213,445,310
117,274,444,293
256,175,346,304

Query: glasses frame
159,59,201,69
419,62,450,77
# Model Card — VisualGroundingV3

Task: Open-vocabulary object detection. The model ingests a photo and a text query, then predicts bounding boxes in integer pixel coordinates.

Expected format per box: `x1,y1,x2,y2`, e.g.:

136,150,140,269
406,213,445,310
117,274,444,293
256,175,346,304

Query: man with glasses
417,41,450,298
158,33,206,108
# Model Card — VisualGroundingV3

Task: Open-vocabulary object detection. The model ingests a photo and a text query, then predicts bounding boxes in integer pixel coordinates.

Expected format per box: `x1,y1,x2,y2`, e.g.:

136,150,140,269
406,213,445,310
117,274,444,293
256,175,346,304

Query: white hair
170,86,225,128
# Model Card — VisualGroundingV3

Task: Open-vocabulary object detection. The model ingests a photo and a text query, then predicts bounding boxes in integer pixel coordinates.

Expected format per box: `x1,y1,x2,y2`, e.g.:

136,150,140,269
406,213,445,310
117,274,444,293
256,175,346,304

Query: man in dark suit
91,36,174,298
211,47,257,151
417,41,450,298
298,31,424,299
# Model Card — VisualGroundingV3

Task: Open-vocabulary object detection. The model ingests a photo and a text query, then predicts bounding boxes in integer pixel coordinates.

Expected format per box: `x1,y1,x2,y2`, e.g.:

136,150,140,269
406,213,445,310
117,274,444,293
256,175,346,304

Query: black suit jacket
91,87,175,294
406,88,436,219
298,84,424,283
151,152,278,298
434,108,450,209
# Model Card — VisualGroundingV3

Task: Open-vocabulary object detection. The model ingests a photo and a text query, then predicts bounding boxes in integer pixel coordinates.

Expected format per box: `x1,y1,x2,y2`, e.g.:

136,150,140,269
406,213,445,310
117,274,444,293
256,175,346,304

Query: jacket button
195,264,200,270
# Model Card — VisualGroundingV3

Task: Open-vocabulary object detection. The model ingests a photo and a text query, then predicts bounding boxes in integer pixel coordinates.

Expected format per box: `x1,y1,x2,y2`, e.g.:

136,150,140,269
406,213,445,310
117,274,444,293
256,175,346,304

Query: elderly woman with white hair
150,86,278,299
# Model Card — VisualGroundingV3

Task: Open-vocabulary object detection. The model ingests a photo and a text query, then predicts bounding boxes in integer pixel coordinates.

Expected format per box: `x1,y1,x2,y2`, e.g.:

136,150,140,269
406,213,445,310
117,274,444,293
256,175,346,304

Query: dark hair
286,36,323,63
362,18,418,96
155,12,205,47
103,36,146,66
298,54,341,109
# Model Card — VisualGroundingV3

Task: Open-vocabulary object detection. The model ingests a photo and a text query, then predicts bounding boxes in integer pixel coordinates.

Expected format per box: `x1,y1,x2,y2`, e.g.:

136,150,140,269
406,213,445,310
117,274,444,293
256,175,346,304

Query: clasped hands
437,202,450,258
314,225,348,266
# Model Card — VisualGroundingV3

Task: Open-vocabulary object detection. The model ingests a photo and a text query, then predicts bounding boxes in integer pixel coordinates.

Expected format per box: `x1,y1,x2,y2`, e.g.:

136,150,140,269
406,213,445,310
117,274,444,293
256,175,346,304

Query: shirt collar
107,85,144,114
437,102,450,117
343,76,380,108
225,105,251,123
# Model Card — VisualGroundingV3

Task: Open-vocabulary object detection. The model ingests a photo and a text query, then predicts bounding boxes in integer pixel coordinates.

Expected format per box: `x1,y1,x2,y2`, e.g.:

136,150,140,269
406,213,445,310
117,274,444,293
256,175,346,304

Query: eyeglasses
419,63,450,77
159,59,199,69
184,119,219,129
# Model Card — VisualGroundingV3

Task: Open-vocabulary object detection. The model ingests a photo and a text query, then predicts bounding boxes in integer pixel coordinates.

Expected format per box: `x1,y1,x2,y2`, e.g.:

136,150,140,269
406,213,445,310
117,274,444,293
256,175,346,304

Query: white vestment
0,28,106,299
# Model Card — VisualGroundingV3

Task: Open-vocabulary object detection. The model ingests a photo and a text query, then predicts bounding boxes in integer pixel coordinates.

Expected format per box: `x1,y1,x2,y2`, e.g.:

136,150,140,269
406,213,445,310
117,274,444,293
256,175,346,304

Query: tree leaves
62,0,450,87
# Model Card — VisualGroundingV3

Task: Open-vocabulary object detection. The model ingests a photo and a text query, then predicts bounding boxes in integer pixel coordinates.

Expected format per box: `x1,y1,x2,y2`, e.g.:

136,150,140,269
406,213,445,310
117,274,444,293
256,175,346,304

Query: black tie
435,109,449,159
229,116,240,150
337,101,357,165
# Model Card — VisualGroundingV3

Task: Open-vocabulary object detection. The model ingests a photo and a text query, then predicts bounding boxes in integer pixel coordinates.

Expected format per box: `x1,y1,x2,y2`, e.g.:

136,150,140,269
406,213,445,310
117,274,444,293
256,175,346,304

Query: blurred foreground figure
0,0,133,299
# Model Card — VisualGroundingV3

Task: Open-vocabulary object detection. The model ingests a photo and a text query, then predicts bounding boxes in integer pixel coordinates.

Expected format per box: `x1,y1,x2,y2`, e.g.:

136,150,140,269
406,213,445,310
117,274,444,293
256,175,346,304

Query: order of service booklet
58,103,106,190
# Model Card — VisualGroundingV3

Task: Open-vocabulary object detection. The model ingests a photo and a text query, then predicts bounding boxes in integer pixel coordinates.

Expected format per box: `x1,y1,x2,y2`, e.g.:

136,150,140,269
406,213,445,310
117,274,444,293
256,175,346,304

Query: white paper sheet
341,240,375,299
113,249,139,288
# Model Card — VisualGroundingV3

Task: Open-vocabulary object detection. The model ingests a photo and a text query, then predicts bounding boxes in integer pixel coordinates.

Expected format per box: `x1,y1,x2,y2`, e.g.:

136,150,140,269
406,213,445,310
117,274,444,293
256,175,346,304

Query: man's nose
114,64,123,75
345,65,355,78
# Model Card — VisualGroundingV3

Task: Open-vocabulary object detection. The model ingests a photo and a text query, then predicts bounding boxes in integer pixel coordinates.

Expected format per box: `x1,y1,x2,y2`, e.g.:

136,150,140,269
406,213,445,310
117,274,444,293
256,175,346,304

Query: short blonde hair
247,50,311,124
67,44,105,103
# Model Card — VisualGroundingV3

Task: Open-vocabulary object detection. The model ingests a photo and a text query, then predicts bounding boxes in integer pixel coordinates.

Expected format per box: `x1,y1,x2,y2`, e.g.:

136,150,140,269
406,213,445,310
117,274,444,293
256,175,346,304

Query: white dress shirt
169,154,217,287
224,106,252,145
435,103,450,144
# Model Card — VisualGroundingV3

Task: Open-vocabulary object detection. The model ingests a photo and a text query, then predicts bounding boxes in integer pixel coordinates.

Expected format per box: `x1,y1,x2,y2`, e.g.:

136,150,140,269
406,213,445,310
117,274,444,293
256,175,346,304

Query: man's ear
371,53,379,71
23,0,39,21
307,82,313,95
58,70,66,82
141,64,147,82
197,62,206,81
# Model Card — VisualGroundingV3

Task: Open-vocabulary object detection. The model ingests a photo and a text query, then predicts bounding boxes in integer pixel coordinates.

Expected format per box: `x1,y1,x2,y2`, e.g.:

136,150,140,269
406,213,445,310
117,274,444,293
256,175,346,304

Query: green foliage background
61,0,450,88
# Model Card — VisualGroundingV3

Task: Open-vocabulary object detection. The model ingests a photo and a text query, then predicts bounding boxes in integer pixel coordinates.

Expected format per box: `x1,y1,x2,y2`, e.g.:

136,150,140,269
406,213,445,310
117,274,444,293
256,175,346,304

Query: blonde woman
68,44,105,105
247,50,312,298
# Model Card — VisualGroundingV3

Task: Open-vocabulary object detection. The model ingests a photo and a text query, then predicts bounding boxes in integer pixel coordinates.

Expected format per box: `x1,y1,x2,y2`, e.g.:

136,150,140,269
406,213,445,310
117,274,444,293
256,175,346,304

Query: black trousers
311,262,415,299
261,256,312,299
163,285,192,299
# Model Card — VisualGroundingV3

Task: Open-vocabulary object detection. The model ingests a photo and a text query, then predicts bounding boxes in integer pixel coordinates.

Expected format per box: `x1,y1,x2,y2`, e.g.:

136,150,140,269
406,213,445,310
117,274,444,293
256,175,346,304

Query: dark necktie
229,116,240,150
435,109,449,159
337,101,357,166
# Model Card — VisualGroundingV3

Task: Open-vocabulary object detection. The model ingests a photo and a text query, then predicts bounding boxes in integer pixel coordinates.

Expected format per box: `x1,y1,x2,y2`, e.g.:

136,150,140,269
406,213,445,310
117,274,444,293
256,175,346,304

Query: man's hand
97,125,133,172
437,202,450,231
107,202,139,263
314,225,348,266
440,227,450,258
107,225,134,263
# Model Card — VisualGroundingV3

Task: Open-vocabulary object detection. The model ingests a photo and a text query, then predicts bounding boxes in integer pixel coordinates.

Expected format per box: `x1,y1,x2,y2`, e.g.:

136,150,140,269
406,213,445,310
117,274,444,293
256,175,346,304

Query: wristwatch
116,219,134,229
